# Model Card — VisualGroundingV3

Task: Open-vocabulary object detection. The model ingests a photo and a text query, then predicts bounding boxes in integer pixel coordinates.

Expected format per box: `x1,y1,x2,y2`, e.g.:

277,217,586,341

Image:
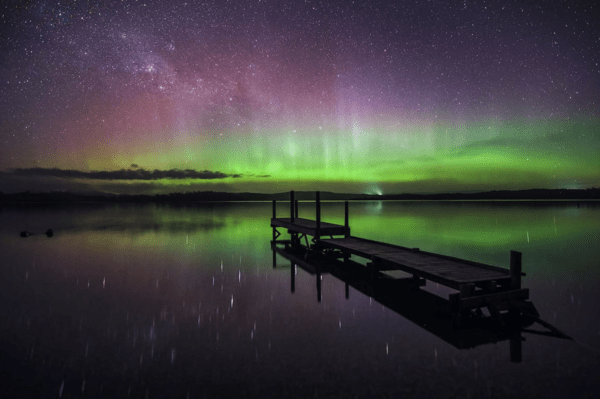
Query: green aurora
8,117,595,195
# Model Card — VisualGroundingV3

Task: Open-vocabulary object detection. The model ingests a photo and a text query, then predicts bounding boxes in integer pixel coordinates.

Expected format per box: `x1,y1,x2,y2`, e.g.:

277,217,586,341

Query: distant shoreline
1,188,599,204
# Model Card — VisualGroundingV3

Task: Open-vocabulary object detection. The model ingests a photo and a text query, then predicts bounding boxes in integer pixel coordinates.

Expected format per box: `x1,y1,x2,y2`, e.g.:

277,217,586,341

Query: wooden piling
315,191,321,239
510,334,522,363
272,200,277,243
316,272,322,302
294,200,299,219
459,283,475,298
510,251,522,290
290,191,295,223
291,263,295,293
344,201,349,237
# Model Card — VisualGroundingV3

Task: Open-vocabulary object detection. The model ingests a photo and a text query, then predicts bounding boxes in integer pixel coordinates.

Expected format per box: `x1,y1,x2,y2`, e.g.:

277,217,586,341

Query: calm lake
1,201,599,398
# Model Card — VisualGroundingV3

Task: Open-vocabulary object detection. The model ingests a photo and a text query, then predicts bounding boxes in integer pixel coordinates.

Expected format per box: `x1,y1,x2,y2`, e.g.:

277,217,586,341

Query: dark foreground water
1,201,599,398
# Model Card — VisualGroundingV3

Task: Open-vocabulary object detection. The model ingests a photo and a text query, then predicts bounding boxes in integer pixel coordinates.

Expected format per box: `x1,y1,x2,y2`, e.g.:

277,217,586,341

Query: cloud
8,167,244,180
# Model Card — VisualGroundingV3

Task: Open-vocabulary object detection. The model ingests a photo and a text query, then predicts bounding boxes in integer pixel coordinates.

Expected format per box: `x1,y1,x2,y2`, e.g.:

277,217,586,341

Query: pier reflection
272,241,570,363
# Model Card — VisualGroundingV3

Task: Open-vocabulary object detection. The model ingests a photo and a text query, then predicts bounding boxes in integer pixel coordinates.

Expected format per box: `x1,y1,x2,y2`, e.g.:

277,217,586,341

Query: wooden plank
272,217,344,228
453,277,512,284
319,238,401,258
375,252,508,276
450,276,505,284
437,268,505,276
321,236,520,275
374,261,466,289
375,259,508,288
379,258,503,278
433,269,498,277
447,270,508,278
315,235,517,290
447,271,507,279
455,289,530,310
438,270,507,278
271,218,349,237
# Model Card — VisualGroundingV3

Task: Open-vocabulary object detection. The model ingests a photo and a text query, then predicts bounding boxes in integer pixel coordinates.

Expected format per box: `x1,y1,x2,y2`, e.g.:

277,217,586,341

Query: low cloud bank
8,167,244,180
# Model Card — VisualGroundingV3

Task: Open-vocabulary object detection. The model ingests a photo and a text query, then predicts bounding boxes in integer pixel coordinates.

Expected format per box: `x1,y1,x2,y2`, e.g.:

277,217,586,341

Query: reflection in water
0,201,599,397
19,228,53,238
271,241,571,363
363,200,383,215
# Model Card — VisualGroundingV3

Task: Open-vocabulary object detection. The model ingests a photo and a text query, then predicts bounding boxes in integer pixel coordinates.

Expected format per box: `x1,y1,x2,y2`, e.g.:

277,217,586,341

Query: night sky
1,0,599,195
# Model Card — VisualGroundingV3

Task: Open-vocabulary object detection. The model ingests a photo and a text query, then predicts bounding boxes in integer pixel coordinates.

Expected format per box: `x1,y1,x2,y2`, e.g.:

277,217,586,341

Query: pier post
290,191,295,223
316,272,322,302
291,263,295,293
456,283,475,322
459,283,474,298
510,251,522,290
315,191,321,239
295,200,299,219
272,200,277,243
369,254,378,279
290,191,297,246
344,201,349,238
510,333,523,363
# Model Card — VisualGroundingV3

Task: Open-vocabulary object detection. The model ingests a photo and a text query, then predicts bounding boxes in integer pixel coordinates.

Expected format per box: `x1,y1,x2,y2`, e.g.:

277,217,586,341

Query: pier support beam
510,333,523,363
290,191,298,247
316,272,322,302
290,191,295,223
315,191,321,239
291,263,295,293
459,283,475,298
510,251,522,290
509,250,523,319
272,200,277,244
344,201,349,238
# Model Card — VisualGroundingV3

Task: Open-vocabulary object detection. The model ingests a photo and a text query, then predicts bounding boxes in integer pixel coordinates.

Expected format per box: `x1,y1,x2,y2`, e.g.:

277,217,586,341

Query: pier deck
316,236,514,290
270,217,349,237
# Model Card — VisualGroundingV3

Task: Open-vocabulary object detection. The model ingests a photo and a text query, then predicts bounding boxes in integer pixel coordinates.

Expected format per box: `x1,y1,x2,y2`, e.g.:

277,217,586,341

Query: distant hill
1,188,599,204
369,188,600,201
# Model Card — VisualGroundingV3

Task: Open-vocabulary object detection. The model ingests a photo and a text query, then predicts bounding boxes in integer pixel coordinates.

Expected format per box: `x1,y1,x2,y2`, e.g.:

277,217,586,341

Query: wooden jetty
272,242,569,363
271,191,532,320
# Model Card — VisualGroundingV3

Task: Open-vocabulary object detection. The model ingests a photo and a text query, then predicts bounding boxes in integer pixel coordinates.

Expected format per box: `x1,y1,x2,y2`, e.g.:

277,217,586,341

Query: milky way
1,0,599,194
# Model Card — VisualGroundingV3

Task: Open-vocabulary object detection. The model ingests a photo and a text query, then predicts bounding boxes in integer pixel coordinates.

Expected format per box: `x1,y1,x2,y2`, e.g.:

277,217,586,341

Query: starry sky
1,0,599,195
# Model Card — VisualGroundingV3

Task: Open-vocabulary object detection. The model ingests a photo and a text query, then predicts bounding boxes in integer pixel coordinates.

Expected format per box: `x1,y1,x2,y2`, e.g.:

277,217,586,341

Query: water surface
1,201,598,398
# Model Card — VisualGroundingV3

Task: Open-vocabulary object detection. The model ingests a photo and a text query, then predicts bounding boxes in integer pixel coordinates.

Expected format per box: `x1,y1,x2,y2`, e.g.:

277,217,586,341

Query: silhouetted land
0,188,599,204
